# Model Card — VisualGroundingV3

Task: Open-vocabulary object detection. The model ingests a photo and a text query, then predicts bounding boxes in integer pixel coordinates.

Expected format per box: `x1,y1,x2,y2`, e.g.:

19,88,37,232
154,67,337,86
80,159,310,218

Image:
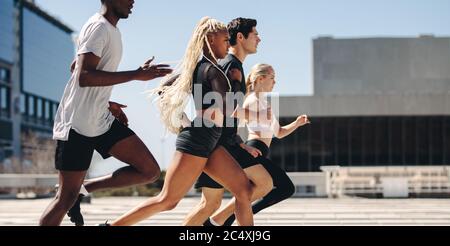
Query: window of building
444,117,450,165
362,117,377,165
336,118,349,165
284,118,299,172
403,117,416,165
36,98,42,118
271,116,449,172
0,67,11,83
28,96,34,116
44,100,50,120
390,117,403,165
416,117,430,164
20,94,26,114
0,86,9,110
323,118,337,166
296,185,316,195
430,117,444,165
350,117,363,166
297,119,311,171
310,119,323,170
376,117,389,165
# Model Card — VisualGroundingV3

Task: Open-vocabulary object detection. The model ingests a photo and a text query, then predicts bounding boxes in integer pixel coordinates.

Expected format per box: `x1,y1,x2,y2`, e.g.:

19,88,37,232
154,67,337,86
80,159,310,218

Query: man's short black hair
228,18,257,46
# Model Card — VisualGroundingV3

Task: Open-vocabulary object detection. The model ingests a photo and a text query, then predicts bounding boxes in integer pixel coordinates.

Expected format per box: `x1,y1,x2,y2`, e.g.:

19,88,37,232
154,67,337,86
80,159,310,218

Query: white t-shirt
53,13,123,140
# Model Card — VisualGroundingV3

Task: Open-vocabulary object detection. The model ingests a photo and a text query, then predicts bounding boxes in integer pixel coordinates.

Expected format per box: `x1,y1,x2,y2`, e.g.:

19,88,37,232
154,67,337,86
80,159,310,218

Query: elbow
274,128,287,139
79,81,88,88
274,131,282,139
78,73,90,87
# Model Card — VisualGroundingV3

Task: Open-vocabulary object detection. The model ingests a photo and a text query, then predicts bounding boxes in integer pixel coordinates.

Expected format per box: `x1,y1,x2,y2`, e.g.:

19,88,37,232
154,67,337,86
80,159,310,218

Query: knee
286,182,296,197
233,180,252,202
251,171,274,197
54,191,79,211
260,178,274,196
157,195,180,211
279,180,295,199
200,198,221,213
141,164,161,184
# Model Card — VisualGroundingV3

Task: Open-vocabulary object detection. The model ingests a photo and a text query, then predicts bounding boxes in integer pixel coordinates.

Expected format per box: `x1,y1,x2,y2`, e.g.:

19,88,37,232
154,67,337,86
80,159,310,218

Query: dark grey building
271,36,450,172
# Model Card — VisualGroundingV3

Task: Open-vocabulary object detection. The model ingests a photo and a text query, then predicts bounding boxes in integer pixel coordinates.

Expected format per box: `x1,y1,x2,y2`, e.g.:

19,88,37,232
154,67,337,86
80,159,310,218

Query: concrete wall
289,172,327,197
278,94,450,117
313,37,450,96
276,36,450,118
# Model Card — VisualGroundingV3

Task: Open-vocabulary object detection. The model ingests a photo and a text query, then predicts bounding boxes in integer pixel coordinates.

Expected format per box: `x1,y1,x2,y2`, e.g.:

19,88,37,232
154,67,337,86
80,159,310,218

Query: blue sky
34,0,450,171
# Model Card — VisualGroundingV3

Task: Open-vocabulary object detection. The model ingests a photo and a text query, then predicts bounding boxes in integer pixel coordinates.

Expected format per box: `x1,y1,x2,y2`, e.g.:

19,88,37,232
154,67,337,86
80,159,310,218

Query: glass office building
0,0,74,162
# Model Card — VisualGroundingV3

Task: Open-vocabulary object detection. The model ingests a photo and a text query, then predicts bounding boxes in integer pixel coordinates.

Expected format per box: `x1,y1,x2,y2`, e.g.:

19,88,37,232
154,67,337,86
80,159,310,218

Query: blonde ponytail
152,17,227,134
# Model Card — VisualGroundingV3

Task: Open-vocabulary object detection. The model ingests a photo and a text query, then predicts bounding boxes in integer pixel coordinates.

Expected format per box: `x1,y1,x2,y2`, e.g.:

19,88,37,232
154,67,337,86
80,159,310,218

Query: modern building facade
0,0,74,164
270,36,450,172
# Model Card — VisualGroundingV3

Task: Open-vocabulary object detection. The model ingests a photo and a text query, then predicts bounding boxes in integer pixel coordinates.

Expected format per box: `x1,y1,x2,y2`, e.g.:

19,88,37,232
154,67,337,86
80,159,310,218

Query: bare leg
111,146,254,226
183,188,224,226
211,164,273,225
111,152,207,226
203,147,254,226
39,171,87,226
84,135,160,192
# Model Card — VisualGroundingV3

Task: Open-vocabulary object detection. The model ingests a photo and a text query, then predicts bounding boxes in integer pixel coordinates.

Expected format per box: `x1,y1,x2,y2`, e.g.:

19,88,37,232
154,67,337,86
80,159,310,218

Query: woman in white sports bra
208,63,310,226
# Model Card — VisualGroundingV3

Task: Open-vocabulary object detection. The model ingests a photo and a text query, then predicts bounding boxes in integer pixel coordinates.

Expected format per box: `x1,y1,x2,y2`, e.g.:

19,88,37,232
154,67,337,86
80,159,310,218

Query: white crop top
245,93,278,137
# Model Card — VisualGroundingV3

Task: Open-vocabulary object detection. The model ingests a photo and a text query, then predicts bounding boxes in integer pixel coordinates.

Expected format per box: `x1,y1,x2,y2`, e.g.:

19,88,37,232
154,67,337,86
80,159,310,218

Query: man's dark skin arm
108,101,129,126
72,53,172,126
78,53,173,87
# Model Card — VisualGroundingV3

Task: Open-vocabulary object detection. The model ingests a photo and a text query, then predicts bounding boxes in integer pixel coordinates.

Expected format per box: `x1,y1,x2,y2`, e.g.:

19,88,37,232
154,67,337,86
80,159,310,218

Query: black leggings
222,139,295,226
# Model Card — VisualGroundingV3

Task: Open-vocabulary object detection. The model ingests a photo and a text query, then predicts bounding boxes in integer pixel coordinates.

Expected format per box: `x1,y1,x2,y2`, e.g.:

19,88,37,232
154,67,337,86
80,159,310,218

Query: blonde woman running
108,17,254,226
184,18,273,226
206,64,310,226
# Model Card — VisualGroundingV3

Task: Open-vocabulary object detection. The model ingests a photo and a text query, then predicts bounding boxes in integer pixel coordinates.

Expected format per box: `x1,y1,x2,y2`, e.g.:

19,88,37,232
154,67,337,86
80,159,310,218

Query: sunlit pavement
1,197,449,226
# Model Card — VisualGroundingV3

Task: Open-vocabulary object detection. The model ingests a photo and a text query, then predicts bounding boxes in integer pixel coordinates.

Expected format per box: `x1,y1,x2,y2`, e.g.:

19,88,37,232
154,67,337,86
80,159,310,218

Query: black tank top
192,57,230,112
219,54,246,94
218,54,246,143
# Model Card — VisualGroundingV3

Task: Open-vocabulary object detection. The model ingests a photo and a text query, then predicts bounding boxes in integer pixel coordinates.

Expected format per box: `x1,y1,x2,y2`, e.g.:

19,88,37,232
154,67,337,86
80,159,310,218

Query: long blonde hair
245,63,273,94
153,17,227,134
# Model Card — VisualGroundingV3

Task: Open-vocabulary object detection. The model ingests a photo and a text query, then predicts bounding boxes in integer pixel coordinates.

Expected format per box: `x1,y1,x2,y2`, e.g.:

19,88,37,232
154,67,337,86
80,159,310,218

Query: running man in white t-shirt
39,0,172,226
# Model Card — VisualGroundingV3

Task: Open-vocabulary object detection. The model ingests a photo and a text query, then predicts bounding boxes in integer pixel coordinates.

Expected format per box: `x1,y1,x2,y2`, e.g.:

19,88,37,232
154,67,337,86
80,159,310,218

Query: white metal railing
0,174,58,188
320,165,450,198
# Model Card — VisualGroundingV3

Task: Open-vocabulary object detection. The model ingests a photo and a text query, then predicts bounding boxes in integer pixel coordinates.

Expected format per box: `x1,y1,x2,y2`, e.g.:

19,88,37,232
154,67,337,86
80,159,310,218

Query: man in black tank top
218,18,260,147
216,18,261,158
218,53,247,146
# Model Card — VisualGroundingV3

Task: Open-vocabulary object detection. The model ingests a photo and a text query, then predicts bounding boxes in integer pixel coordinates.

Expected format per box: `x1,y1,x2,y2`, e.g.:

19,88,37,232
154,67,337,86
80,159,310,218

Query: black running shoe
203,218,215,227
98,220,111,226
223,215,236,226
67,194,84,226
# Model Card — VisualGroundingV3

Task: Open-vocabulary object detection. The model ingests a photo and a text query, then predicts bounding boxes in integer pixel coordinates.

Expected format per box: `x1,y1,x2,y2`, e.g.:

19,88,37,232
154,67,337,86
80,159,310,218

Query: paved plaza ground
1,197,449,226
